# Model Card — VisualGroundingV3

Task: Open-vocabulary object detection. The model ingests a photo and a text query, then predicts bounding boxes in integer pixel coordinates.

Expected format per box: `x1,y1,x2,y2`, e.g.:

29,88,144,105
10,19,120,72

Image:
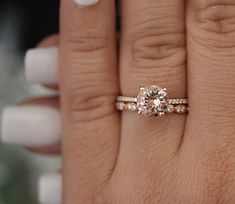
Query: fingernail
74,0,100,7
1,106,61,147
25,47,58,84
39,174,62,204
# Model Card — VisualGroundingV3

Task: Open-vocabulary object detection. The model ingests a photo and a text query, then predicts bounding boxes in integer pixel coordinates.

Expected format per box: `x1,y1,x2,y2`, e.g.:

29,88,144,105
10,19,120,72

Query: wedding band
116,85,189,117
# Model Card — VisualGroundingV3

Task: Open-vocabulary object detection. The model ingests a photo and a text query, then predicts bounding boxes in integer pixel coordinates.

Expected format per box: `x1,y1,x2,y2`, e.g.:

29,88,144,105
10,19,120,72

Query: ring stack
116,85,189,117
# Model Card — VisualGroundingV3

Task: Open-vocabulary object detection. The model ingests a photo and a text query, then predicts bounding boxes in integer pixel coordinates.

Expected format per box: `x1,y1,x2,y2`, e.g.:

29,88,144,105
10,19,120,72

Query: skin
28,0,235,203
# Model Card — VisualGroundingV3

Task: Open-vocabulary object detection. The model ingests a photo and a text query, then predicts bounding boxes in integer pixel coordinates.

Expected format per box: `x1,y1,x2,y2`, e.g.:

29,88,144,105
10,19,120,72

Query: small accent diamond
167,104,175,113
175,105,188,113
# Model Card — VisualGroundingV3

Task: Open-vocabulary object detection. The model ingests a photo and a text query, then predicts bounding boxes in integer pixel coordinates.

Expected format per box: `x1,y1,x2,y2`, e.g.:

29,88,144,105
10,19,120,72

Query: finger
1,97,61,151
25,34,59,88
186,1,235,161
60,0,119,203
28,145,60,155
117,0,186,191
37,34,59,47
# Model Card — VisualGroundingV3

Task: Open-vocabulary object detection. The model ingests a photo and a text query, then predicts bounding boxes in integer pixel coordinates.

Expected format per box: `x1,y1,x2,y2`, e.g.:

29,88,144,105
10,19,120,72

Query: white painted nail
39,174,62,204
74,0,100,7
25,47,58,84
1,106,61,147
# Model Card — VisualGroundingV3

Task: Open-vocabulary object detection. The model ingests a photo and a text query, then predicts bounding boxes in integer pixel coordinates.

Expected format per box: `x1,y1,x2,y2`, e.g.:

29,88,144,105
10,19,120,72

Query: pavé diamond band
116,85,189,117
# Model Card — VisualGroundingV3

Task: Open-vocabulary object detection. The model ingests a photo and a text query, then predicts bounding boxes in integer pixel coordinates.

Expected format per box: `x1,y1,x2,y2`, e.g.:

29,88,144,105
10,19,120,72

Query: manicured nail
39,174,62,204
1,106,61,147
74,0,100,7
25,47,58,84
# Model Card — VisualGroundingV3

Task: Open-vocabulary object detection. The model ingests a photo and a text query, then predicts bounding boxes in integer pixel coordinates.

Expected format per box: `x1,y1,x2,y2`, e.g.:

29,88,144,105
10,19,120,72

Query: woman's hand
2,0,235,203
60,0,235,203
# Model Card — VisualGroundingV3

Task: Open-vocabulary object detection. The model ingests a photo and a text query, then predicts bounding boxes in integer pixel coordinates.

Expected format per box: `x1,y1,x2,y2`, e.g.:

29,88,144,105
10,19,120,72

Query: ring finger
113,0,187,199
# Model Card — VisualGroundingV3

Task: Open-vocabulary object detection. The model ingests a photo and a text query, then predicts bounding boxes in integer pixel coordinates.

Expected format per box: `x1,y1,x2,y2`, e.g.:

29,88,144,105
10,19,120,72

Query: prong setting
139,86,145,91
136,85,169,117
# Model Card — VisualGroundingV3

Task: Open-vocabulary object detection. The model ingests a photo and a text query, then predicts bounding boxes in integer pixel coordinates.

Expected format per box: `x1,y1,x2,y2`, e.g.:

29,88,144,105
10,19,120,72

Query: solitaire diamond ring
116,85,189,117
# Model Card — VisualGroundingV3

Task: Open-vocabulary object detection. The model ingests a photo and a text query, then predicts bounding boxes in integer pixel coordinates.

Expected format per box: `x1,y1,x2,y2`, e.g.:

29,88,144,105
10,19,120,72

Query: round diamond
137,86,169,117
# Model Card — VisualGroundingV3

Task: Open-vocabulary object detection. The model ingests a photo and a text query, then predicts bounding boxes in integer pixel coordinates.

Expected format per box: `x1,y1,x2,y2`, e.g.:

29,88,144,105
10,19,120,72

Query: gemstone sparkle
136,86,169,117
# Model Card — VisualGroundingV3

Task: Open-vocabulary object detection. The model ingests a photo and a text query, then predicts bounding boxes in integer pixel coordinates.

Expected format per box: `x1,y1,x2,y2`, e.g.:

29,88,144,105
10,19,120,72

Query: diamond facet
136,86,169,117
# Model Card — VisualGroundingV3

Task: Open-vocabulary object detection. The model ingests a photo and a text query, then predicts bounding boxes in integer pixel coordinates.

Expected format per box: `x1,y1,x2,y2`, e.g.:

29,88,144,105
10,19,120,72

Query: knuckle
128,11,186,69
63,22,109,53
193,2,235,48
131,29,186,69
126,20,186,96
68,34,108,53
64,75,118,123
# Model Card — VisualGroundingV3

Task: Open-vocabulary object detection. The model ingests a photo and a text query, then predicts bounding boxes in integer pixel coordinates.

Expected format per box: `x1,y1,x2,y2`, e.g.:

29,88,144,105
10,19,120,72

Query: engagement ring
116,85,189,117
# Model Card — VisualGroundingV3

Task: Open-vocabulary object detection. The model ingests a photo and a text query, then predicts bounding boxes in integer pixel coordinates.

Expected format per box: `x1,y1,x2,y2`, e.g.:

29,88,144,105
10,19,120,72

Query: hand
2,0,235,203
59,0,235,203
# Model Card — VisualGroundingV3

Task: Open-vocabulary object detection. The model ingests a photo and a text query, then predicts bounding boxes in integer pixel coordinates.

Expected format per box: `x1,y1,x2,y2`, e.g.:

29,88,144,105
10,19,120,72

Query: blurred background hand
0,0,60,203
